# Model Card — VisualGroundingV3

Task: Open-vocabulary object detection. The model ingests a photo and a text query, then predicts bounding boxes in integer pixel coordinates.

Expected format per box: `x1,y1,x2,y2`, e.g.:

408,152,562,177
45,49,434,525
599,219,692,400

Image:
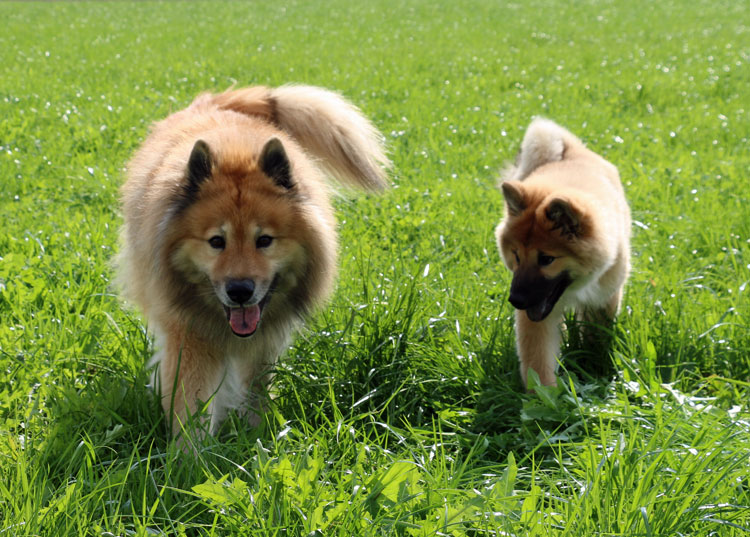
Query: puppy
495,118,630,386
118,85,389,437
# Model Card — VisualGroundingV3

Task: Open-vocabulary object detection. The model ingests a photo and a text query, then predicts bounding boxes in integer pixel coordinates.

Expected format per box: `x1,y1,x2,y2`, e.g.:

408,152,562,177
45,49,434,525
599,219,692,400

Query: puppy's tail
210,85,390,191
502,118,585,183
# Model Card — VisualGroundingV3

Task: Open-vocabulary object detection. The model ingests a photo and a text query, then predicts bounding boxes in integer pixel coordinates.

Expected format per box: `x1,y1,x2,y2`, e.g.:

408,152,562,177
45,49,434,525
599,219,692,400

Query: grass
1,0,749,534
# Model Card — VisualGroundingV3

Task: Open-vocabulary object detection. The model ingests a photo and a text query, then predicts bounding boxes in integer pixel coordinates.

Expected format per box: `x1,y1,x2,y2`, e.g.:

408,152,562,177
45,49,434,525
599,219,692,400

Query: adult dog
118,85,389,437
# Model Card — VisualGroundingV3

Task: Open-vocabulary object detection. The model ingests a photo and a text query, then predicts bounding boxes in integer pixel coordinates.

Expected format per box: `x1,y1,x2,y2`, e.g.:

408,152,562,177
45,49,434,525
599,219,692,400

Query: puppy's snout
509,271,539,310
508,290,529,310
226,279,255,305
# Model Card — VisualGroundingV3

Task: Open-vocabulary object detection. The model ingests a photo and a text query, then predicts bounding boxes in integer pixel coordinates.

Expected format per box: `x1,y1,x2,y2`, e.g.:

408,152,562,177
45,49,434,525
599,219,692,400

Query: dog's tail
209,85,390,191
502,118,586,183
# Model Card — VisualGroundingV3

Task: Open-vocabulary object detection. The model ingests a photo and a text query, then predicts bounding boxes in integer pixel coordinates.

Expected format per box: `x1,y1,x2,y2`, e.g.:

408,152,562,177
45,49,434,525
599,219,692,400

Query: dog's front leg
515,310,562,388
159,328,223,440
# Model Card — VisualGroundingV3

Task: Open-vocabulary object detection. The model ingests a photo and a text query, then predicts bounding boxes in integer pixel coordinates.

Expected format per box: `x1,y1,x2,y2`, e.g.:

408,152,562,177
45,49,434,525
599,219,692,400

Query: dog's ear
260,137,293,189
501,181,526,216
187,139,213,190
545,198,582,238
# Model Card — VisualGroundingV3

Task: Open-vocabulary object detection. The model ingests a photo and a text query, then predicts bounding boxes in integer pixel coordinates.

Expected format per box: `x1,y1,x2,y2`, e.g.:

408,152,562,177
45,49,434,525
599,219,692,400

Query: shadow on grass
467,313,629,460
561,314,619,383
39,368,166,477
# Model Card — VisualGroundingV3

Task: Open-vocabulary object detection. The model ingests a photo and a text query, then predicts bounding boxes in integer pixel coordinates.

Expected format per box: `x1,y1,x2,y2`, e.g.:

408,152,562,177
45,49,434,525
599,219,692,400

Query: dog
117,85,389,438
495,118,631,387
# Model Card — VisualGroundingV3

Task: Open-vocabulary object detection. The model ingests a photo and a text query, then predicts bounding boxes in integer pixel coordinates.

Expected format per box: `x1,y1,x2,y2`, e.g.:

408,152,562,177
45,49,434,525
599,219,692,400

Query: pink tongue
228,305,260,336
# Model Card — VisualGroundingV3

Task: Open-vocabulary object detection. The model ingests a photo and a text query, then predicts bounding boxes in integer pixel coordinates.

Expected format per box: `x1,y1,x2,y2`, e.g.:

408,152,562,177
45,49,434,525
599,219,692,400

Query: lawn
1,0,749,535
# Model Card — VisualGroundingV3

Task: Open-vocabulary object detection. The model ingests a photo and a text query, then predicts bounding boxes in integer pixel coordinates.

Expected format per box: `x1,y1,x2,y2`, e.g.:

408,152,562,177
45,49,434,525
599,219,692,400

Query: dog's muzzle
221,276,279,337
508,270,571,322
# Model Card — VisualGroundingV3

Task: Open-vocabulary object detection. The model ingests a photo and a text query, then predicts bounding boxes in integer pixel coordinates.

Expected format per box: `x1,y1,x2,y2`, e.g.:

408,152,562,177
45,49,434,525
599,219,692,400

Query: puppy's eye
513,251,520,263
256,235,274,249
538,253,555,266
208,236,226,250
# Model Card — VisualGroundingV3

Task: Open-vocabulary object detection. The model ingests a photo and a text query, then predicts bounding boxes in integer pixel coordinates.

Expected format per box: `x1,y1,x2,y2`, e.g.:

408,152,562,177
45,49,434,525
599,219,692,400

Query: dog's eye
256,235,274,249
513,251,520,264
208,236,226,250
538,253,555,266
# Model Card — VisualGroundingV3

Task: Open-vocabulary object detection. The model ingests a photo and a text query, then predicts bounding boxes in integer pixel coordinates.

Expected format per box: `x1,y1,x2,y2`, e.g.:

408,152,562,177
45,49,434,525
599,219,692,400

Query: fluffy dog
495,118,631,387
118,85,389,437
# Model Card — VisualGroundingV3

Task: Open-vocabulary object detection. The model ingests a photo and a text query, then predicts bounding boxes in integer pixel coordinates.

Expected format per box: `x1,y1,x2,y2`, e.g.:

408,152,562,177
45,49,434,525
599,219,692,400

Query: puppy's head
168,137,308,337
495,180,592,322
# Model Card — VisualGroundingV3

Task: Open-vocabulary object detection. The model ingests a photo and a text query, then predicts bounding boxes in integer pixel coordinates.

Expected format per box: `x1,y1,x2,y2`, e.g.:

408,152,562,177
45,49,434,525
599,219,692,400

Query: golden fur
495,118,631,387
118,85,389,438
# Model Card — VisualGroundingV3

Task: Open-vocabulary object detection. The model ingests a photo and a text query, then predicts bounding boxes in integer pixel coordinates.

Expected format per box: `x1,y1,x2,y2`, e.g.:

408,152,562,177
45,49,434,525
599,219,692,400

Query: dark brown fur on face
500,186,589,322
509,269,572,322
117,85,390,440
495,119,631,388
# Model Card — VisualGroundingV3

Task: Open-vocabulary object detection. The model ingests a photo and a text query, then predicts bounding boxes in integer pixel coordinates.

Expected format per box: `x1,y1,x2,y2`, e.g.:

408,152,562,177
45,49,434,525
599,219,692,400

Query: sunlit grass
1,0,749,534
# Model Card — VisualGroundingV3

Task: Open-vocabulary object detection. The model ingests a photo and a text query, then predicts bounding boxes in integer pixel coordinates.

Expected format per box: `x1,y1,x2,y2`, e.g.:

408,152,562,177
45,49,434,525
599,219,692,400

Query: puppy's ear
501,180,526,216
545,198,582,238
187,139,213,190
260,137,293,189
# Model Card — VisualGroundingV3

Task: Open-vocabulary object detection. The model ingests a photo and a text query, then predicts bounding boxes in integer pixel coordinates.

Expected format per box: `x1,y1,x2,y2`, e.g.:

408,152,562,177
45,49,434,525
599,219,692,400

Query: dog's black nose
226,279,255,305
508,291,529,310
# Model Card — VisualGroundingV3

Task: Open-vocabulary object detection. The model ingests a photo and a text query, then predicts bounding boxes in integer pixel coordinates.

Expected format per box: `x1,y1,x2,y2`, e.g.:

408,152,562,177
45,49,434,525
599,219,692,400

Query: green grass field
2,0,749,534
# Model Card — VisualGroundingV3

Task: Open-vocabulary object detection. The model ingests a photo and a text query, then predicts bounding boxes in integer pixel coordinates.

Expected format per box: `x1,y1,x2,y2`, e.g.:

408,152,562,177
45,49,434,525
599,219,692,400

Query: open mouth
222,276,279,338
224,304,262,337
524,273,571,322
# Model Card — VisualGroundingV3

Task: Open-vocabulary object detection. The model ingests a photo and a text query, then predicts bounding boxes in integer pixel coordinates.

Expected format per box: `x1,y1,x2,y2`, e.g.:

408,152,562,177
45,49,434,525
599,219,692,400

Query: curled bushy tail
502,118,585,183
210,85,390,191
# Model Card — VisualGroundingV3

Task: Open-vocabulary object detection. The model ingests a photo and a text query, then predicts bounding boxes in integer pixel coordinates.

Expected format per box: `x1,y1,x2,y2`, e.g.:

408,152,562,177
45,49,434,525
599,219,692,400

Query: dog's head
167,137,316,337
495,180,594,322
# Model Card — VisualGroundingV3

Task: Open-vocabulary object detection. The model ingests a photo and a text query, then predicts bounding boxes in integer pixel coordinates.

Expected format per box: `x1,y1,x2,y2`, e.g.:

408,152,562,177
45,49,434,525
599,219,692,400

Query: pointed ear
260,137,293,189
501,180,526,216
187,139,213,189
545,198,582,238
